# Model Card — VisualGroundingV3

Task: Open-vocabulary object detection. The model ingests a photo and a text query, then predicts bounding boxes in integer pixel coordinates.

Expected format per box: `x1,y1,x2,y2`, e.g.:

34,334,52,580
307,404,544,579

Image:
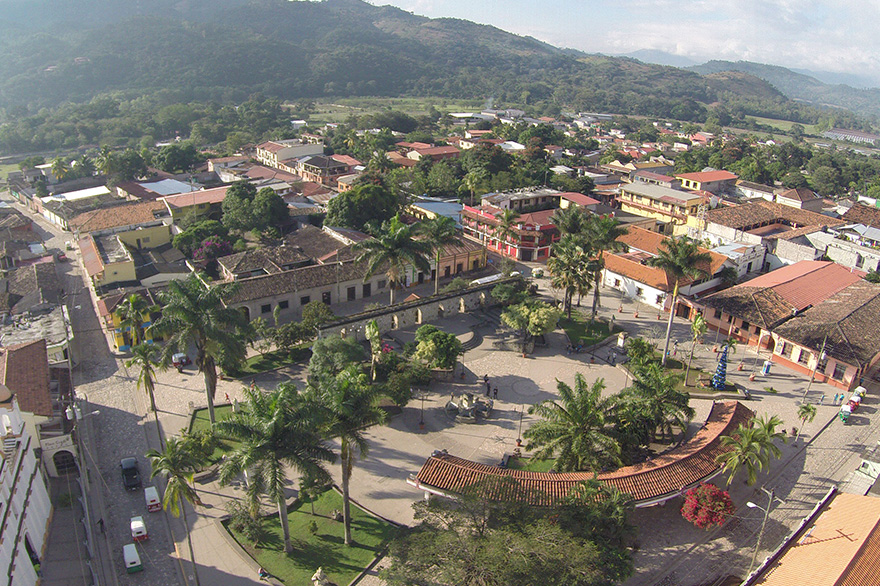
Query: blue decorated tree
712,339,737,390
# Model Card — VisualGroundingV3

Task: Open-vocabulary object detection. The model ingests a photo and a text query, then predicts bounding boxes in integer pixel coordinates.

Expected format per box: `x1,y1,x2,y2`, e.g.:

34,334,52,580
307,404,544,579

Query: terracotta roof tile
676,170,738,182
0,340,52,417
842,203,880,228
706,200,842,231
413,401,753,506
162,186,229,209
70,200,168,233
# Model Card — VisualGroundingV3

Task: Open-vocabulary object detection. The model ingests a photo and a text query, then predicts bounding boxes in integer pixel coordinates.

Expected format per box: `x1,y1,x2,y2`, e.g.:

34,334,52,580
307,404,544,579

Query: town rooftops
559,192,600,207
632,170,677,183
620,182,702,204
482,187,562,205
69,200,169,234
0,339,51,417
217,245,311,277
410,401,753,506
776,187,821,202
842,202,880,228
752,492,880,586
161,185,229,210
698,261,864,329
329,154,361,167
773,280,880,368
675,170,738,183
705,200,842,232
224,258,370,305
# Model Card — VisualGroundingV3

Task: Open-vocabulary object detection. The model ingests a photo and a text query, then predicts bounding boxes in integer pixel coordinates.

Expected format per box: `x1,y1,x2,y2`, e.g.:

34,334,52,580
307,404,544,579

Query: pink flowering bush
681,483,735,529
192,237,233,263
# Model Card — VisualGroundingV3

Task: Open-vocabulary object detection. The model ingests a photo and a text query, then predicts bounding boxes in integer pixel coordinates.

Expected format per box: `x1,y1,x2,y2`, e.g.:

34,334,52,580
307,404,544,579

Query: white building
0,397,52,586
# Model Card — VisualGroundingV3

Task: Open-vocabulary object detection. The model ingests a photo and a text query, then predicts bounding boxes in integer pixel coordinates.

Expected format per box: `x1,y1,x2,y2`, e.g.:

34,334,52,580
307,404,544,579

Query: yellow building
79,233,137,289
617,183,704,235
97,290,159,351
161,185,229,222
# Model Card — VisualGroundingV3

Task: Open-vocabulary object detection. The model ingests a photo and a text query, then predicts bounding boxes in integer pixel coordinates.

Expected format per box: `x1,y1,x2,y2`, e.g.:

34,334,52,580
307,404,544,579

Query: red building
461,205,559,261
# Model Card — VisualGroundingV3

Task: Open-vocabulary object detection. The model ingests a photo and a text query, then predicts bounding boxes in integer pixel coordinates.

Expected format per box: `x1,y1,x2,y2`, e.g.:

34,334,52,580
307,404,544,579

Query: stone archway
53,450,77,475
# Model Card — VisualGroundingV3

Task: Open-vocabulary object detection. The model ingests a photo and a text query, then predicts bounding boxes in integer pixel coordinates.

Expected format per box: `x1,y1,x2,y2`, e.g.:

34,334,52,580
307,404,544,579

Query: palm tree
584,216,628,325
116,293,155,348
126,343,163,444
753,414,786,460
795,404,817,441
77,155,96,178
461,167,489,205
626,363,694,442
524,374,622,472
493,208,521,259
352,215,432,304
311,366,386,546
717,266,739,288
547,236,591,319
153,276,250,424
147,437,204,586
96,145,113,176
684,313,707,386
368,150,392,174
418,215,461,295
646,237,711,366
716,423,769,486
550,206,588,237
51,157,69,181
216,384,335,553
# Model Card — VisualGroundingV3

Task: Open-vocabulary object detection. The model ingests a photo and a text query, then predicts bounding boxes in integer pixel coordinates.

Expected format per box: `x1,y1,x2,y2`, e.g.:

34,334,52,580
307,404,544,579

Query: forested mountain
0,0,873,156
690,60,880,119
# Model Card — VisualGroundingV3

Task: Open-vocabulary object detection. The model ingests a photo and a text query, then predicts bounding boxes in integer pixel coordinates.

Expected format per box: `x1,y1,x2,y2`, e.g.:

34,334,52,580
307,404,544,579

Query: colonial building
462,205,558,262
617,183,705,235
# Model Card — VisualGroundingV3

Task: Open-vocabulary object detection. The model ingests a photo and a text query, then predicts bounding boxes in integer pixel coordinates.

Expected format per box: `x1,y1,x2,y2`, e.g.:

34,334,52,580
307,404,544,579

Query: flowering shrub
192,237,233,263
681,483,735,529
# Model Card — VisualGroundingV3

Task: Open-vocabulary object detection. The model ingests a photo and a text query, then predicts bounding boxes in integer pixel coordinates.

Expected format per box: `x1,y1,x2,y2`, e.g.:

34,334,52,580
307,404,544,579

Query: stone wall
316,277,519,342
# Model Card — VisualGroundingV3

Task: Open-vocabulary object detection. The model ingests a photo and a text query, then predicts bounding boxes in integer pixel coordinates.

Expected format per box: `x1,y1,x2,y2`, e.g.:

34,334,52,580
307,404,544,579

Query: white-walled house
0,398,52,586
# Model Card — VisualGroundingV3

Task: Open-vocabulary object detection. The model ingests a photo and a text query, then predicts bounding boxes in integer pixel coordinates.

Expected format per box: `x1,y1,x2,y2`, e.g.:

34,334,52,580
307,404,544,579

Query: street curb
213,517,284,585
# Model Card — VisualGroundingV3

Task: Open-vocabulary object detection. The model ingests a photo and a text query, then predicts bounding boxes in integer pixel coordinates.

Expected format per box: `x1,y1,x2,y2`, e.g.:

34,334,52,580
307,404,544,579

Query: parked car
120,457,141,491
172,353,191,371
55,252,68,262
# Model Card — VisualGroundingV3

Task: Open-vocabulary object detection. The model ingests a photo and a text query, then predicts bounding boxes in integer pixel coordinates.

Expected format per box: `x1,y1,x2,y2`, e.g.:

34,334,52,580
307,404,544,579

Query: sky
365,0,880,87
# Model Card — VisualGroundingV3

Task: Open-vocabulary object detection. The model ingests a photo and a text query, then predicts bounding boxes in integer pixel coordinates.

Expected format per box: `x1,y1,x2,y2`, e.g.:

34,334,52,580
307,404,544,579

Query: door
362,283,371,298
521,249,533,261
347,286,356,301
322,291,331,305
417,272,424,284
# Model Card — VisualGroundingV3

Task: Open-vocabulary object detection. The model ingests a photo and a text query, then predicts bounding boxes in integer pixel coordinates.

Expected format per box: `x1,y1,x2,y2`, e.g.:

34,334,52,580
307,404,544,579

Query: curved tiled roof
411,401,754,507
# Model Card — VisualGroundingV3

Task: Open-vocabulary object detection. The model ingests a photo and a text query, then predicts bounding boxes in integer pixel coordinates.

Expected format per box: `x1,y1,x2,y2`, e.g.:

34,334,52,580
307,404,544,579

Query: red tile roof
559,192,600,207
79,234,104,277
744,261,862,311
329,154,361,167
0,340,52,417
777,187,820,202
615,227,728,278
70,200,168,233
412,401,753,506
676,170,738,182
162,186,229,209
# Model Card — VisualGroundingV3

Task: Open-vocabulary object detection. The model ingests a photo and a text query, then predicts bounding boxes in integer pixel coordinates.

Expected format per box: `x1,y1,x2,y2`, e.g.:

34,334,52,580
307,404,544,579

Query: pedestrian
225,392,230,403
250,379,256,390
493,387,498,400
258,567,269,580
97,518,104,533
819,394,825,405
483,374,489,385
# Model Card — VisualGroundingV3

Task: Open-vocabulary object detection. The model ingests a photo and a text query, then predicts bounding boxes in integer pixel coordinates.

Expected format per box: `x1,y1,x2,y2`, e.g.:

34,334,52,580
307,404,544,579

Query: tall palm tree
524,374,622,472
584,216,628,324
716,422,772,486
461,167,489,205
311,366,386,546
352,215,432,304
550,206,588,237
795,404,817,441
117,293,155,348
147,437,204,586
625,363,694,442
96,145,113,176
368,150,392,174
126,343,163,444
51,157,69,181
418,215,461,296
493,208,521,259
753,414,786,460
217,384,335,553
547,236,591,319
684,313,707,386
646,237,711,366
153,275,250,424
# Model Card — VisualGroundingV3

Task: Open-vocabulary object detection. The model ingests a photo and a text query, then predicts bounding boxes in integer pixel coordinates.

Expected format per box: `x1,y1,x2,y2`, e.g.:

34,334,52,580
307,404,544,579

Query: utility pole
801,335,828,403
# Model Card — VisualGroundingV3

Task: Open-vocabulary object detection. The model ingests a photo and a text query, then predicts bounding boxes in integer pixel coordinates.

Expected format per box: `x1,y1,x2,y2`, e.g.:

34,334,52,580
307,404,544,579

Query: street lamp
746,487,783,575
801,336,828,403
418,389,425,428
516,406,524,447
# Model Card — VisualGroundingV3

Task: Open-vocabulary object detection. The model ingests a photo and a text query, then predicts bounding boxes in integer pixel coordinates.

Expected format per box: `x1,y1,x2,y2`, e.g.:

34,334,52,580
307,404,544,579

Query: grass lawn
235,346,310,376
225,489,398,586
559,313,622,347
0,163,19,181
626,350,732,394
189,405,238,463
506,457,555,472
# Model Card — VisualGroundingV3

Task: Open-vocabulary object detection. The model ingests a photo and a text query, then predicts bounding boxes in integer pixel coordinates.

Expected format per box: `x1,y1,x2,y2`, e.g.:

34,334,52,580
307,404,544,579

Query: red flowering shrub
681,483,735,529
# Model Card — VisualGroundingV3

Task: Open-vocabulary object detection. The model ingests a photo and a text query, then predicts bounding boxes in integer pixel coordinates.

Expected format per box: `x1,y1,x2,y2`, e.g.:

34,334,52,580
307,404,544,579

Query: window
741,321,750,330
261,304,271,314
816,361,826,374
797,350,810,365
347,286,356,301
714,309,722,319
143,237,150,243
456,263,464,273
300,295,310,306
656,295,664,305
362,283,371,298
378,280,386,289
780,342,790,356
832,363,846,381
321,291,331,305
635,287,644,297
614,279,621,287
278,300,289,310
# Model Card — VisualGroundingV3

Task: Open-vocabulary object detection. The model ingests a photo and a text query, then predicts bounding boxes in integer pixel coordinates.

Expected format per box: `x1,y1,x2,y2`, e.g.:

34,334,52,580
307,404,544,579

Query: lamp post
418,390,425,428
66,398,103,586
746,487,783,575
801,336,828,403
516,406,524,447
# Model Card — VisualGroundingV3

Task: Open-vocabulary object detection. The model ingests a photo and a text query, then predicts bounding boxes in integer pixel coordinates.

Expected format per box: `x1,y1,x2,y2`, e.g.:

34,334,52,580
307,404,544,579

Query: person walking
493,387,498,400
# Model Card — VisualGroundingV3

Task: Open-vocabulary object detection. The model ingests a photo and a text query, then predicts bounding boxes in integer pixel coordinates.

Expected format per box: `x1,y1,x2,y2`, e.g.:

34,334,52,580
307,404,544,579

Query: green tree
221,181,260,233
583,215,628,324
493,208,521,257
155,143,199,173
364,319,382,381
217,385,334,553
524,374,621,472
308,335,366,386
311,367,386,546
116,293,155,348
51,157,69,181
154,276,249,424
254,187,290,232
325,184,399,231
548,236,591,319
125,343,163,442
625,363,694,442
550,206,589,237
501,300,561,354
352,215,432,304
301,299,335,329
418,215,461,296
413,325,463,369
646,237,711,366
146,437,204,586
624,337,654,369
716,421,778,486
795,403,817,441
684,313,707,386
172,220,229,257
753,414,787,460
460,167,489,205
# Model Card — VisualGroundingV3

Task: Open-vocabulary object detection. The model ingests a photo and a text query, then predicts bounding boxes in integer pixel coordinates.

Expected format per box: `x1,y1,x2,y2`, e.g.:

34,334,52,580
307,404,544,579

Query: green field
0,163,19,181
506,457,555,472
225,489,398,585
558,313,622,348
306,96,489,124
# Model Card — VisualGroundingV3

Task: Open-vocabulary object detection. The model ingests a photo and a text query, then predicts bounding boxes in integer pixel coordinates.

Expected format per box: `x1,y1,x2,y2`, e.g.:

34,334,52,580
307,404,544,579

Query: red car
172,353,191,370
